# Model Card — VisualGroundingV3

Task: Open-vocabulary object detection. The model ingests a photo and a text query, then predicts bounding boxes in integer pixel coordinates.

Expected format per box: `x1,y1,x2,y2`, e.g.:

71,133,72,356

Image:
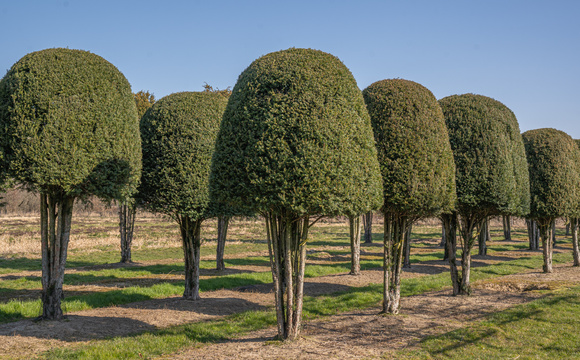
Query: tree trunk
265,212,309,340
503,215,511,241
538,220,554,273
571,218,580,267
40,193,75,320
552,220,557,245
403,223,412,268
382,212,408,314
441,223,449,261
527,219,540,250
216,216,230,271
566,218,571,236
457,214,480,295
478,217,488,256
362,211,373,244
119,202,137,263
349,215,362,275
178,215,203,300
441,213,460,295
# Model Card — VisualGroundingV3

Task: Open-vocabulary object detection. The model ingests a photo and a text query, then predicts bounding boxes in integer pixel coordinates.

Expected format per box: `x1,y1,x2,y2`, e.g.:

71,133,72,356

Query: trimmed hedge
209,48,383,217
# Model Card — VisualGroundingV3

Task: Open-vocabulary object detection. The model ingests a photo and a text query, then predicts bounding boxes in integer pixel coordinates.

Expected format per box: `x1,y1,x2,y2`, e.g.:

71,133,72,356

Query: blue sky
1,0,579,137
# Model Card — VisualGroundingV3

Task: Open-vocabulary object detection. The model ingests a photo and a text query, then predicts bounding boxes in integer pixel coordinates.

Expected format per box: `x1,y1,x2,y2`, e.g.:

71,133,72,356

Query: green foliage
439,94,528,216
0,48,141,201
522,128,580,219
140,91,228,220
362,79,456,217
210,48,383,217
134,90,155,119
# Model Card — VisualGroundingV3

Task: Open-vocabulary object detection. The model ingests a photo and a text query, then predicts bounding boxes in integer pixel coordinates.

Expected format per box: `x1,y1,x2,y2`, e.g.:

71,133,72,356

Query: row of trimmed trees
2,47,580,342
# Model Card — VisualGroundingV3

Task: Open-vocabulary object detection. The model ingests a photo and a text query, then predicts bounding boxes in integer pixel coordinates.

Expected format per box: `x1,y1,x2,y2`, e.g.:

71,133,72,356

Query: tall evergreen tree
0,48,141,319
210,48,383,339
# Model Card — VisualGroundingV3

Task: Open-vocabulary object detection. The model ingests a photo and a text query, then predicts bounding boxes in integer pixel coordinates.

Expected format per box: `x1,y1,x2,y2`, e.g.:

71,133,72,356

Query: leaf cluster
439,94,529,217
209,48,383,217
0,48,141,201
523,128,580,219
134,90,155,119
362,79,456,217
140,91,228,220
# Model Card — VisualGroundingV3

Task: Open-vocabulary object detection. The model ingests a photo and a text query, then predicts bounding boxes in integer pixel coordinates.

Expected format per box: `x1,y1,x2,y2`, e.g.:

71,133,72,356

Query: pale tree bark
503,215,512,241
442,212,460,295
119,202,137,263
216,216,230,271
265,212,309,340
382,212,410,314
457,213,481,295
571,218,580,267
348,215,362,275
178,215,203,300
538,219,554,273
39,193,75,320
362,211,373,244
403,223,412,268
477,216,489,256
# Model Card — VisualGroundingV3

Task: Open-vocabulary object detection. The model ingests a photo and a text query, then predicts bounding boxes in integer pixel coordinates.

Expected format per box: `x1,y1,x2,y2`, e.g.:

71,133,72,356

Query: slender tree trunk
442,212,460,295
458,214,480,295
478,217,488,256
362,211,373,244
527,219,540,250
538,220,554,273
571,218,580,267
382,212,408,314
265,212,309,340
178,215,203,300
40,193,75,320
566,218,571,236
441,223,449,261
403,223,412,268
503,215,512,241
349,215,362,275
119,202,137,263
216,216,230,271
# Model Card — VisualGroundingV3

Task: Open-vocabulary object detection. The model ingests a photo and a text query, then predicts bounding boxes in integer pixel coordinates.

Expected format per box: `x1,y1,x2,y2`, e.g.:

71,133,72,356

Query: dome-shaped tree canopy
140,91,228,220
439,94,526,216
362,79,456,217
523,128,580,219
210,48,382,217
0,48,141,200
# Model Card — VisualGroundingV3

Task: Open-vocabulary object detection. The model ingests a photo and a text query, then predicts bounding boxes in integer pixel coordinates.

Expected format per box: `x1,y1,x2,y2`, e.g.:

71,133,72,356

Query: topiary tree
210,48,383,340
363,79,456,313
140,91,228,299
439,94,529,294
0,48,141,320
118,90,156,264
572,139,580,267
522,129,580,272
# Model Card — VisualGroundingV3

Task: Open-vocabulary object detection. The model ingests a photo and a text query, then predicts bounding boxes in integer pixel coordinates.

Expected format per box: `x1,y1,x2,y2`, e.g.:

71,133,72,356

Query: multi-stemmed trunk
119,202,137,263
177,215,203,300
477,216,489,256
403,224,412,268
40,193,75,320
441,212,460,295
502,215,512,241
362,211,373,244
537,219,555,273
527,219,540,250
216,216,230,271
348,215,362,275
382,212,410,314
265,212,309,341
571,218,580,267
457,213,480,295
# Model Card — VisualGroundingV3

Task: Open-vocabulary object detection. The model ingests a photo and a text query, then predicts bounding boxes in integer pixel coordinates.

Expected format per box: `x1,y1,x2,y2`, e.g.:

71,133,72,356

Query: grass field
1,215,579,359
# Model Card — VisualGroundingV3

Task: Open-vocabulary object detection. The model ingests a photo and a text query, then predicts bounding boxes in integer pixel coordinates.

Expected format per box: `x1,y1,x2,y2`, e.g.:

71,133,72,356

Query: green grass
39,252,576,360
399,286,580,359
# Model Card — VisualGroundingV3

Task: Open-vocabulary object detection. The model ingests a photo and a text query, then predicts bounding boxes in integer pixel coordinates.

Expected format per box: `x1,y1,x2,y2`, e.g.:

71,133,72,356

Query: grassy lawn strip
395,285,580,359
41,253,575,360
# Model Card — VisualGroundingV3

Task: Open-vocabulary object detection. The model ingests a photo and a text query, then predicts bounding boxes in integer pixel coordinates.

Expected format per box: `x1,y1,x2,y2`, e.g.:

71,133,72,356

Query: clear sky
1,0,579,137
